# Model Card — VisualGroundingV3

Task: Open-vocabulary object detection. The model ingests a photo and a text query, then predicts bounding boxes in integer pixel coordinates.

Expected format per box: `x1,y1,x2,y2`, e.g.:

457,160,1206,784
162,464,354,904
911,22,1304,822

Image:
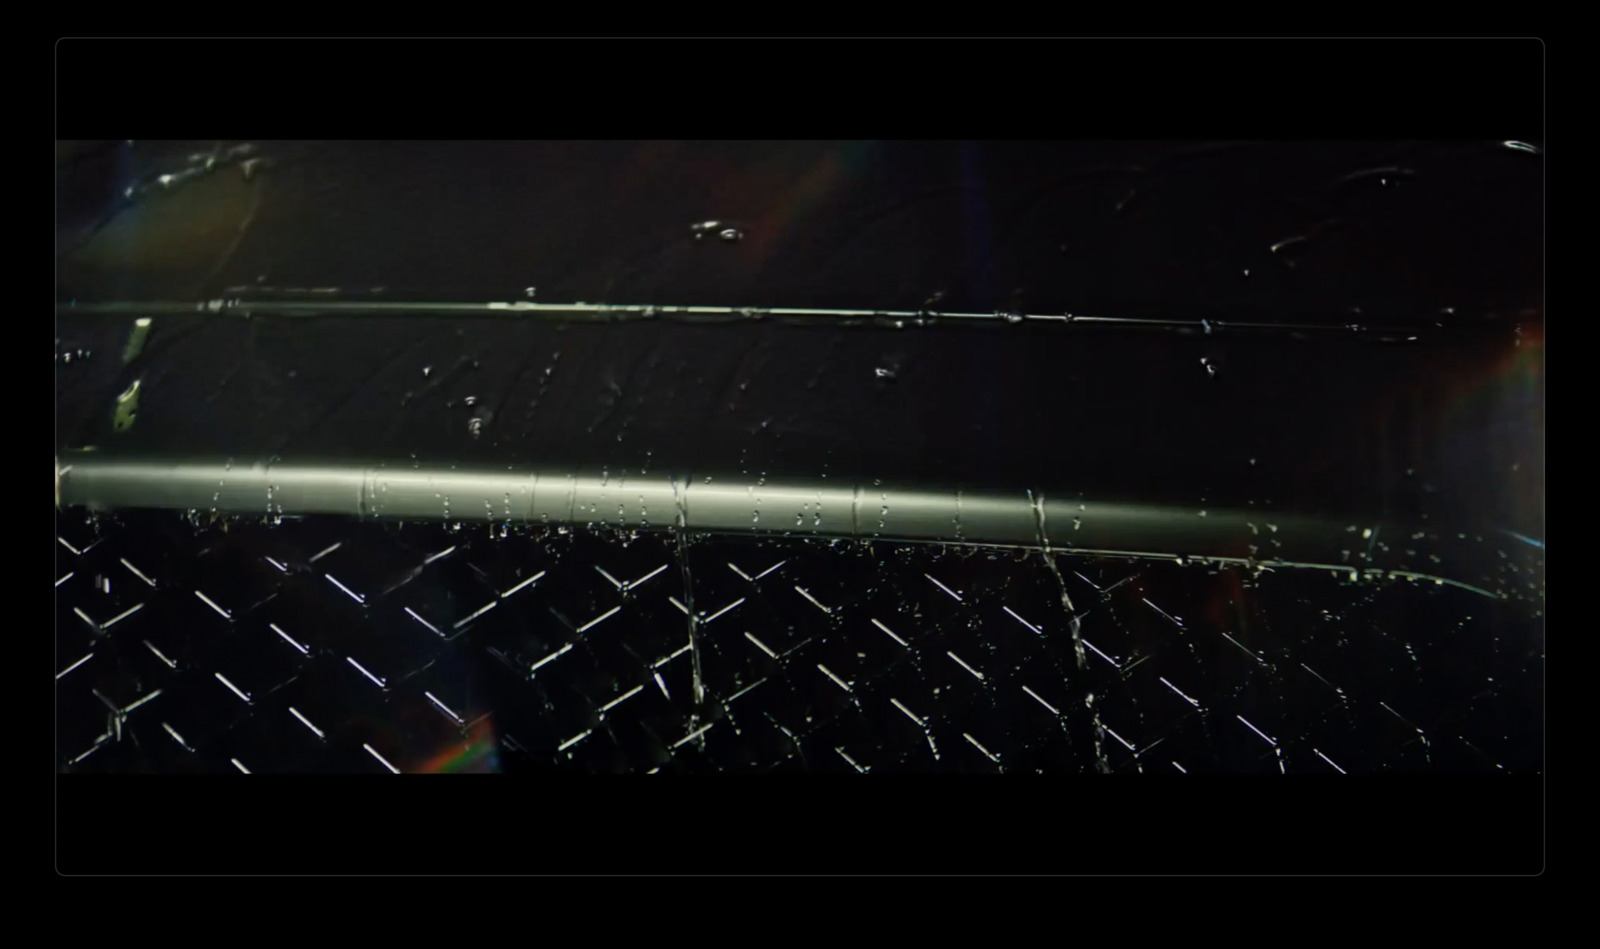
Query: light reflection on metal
55,454,1536,600
55,298,1483,339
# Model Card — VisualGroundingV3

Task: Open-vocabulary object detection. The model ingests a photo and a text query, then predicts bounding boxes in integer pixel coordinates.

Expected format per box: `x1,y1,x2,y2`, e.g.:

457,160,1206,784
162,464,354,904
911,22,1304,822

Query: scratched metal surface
55,509,1542,774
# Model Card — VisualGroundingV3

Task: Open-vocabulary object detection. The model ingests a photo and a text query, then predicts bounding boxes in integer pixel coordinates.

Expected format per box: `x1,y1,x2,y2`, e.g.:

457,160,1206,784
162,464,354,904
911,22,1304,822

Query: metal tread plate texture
55,509,1541,775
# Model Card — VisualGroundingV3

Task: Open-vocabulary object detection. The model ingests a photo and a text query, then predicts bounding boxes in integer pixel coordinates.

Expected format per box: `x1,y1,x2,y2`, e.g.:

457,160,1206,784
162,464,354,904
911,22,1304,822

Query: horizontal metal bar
54,299,1473,339
55,453,1539,599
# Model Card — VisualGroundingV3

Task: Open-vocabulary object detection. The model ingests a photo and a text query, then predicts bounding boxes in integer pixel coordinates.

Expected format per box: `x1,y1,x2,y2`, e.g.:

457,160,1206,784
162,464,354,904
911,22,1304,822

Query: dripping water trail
1030,490,1086,672
1088,694,1112,775
671,475,706,738
1032,489,1108,775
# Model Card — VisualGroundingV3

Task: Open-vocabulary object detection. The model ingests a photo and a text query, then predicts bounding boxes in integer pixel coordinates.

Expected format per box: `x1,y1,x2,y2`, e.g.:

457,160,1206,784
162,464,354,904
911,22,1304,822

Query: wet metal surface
55,510,1541,774
54,139,1543,780
54,141,1543,539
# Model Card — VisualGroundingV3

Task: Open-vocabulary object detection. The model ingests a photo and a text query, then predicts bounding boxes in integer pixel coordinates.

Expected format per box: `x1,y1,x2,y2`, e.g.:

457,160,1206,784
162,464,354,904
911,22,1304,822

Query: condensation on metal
54,454,1517,595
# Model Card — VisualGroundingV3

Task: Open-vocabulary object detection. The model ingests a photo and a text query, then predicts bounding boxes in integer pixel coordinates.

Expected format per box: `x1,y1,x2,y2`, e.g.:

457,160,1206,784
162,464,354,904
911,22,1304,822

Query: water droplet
1242,268,1251,278
874,367,897,381
719,227,744,242
422,365,432,378
1502,140,1542,155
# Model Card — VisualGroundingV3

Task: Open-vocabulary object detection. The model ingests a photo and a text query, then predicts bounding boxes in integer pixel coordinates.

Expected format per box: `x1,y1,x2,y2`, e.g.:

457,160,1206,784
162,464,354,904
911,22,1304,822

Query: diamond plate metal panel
55,509,1542,775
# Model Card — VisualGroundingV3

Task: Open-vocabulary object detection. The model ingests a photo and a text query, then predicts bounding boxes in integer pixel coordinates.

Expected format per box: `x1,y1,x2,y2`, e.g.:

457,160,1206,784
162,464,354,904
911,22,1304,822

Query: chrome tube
56,453,1539,600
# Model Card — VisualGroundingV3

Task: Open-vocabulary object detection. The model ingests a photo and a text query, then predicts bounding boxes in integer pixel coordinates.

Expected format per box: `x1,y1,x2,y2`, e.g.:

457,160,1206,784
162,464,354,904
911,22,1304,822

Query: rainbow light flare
414,714,501,774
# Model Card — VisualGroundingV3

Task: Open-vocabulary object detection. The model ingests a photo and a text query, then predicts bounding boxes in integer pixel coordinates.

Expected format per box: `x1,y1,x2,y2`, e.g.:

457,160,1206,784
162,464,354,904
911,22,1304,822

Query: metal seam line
55,299,1495,339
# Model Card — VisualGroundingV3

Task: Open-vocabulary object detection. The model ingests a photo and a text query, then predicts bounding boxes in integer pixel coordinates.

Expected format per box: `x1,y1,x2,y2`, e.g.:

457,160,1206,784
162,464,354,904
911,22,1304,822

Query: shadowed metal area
54,140,1543,544
57,454,1539,601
